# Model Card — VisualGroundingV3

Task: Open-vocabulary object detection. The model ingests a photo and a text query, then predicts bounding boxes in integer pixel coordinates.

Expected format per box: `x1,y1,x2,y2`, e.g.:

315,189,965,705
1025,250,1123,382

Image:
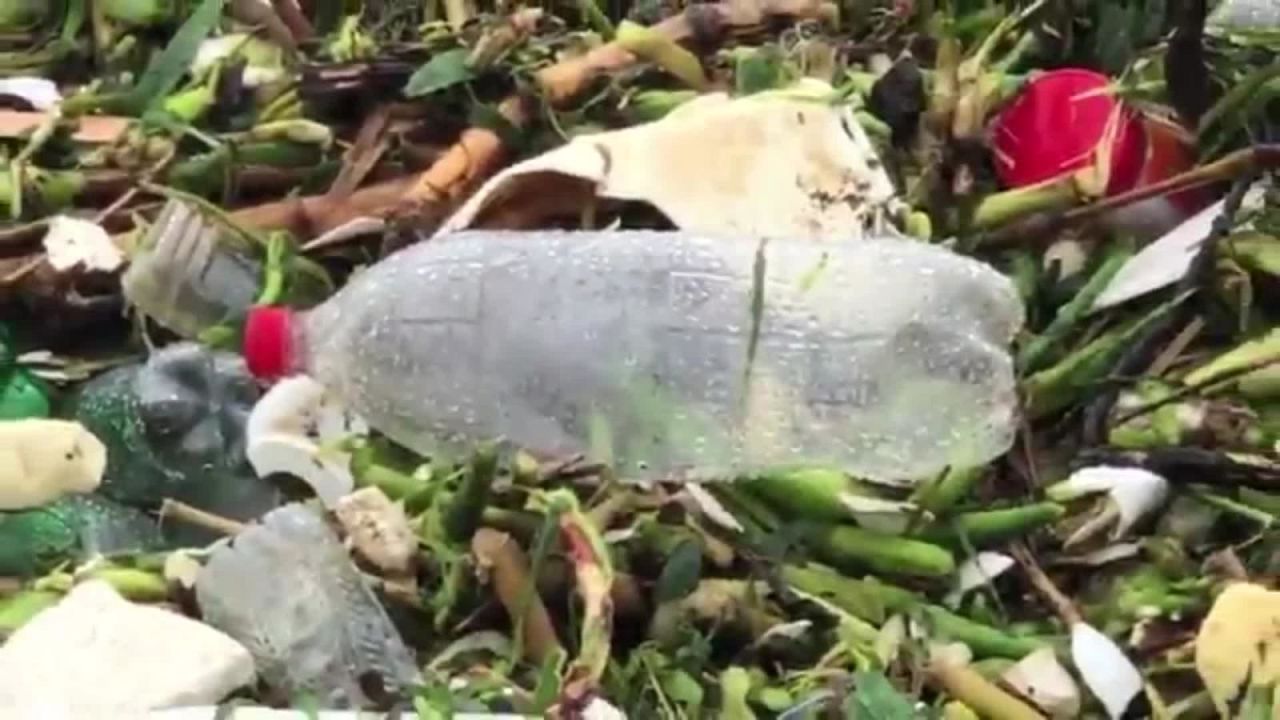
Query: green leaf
845,672,915,720
532,646,567,711
654,539,702,605
661,668,704,714
404,48,475,97
120,0,226,115
734,46,785,96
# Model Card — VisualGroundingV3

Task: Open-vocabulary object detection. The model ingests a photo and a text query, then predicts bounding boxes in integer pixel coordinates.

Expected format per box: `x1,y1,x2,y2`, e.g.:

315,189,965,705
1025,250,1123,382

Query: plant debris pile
0,0,1278,717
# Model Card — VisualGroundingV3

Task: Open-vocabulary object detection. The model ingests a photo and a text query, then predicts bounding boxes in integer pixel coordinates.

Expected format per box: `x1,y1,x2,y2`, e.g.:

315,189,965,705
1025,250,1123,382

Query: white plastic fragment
1070,622,1143,719
437,79,897,241
0,419,106,510
0,77,61,110
1002,647,1082,718
1092,181,1266,311
246,375,368,505
0,581,254,714
334,486,418,575
838,493,920,534
43,215,125,273
945,551,1015,607
680,483,744,533
1047,466,1169,540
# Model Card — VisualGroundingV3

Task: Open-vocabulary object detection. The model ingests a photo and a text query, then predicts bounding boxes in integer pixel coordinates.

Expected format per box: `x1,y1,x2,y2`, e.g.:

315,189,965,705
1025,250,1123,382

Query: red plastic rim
991,68,1145,196
243,306,295,381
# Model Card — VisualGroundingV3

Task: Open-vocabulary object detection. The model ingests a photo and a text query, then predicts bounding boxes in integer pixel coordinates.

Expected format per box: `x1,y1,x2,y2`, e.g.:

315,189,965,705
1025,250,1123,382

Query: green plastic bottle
74,342,280,541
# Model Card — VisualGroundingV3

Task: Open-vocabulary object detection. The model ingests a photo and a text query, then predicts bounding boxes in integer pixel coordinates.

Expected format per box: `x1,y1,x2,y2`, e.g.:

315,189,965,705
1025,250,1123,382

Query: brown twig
983,144,1280,246
158,499,248,537
471,528,564,665
1011,542,1082,626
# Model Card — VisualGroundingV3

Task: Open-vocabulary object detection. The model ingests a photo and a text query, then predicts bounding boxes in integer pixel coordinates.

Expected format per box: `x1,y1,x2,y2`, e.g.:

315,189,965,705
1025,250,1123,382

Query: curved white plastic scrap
1092,181,1266,311
1002,646,1082,719
0,77,60,110
1071,622,1143,719
245,375,368,506
436,79,897,241
945,551,1015,607
0,419,106,510
1047,466,1169,540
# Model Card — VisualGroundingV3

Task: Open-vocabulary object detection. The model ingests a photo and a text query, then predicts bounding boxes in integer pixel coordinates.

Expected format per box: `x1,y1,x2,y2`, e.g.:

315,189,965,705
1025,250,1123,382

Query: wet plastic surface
292,231,1024,483
123,200,262,339
195,503,419,707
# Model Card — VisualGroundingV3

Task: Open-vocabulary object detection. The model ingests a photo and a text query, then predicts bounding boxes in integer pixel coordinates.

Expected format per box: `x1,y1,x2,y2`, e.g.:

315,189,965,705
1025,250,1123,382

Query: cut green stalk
575,0,613,39
626,89,697,122
1183,327,1280,401
782,564,1048,658
807,524,956,578
910,466,984,517
929,660,1045,720
742,466,868,522
1018,245,1132,372
443,443,499,545
101,0,177,26
916,503,1065,549
355,462,424,501
971,173,1089,230
0,590,60,635
82,567,169,601
615,20,709,91
1023,298,1182,418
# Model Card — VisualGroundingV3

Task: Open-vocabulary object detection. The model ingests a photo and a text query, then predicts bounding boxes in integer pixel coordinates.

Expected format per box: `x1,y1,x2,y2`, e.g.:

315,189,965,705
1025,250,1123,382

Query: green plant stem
443,443,499,545
972,174,1084,230
1018,246,1132,373
916,503,1065,549
807,524,956,578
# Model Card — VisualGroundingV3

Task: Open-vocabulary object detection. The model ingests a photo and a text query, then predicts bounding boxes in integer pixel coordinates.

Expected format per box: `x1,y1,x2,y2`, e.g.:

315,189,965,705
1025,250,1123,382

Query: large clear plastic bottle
244,231,1025,484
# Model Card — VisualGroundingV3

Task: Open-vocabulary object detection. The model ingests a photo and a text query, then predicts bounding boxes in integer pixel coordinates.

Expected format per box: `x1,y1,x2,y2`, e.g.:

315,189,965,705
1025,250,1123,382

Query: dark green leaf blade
404,48,475,97
654,539,702,605
845,672,916,720
120,0,226,115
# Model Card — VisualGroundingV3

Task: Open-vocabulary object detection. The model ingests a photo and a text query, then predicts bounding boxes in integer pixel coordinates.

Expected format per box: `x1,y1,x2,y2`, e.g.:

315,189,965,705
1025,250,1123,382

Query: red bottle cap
991,68,1145,196
244,306,296,381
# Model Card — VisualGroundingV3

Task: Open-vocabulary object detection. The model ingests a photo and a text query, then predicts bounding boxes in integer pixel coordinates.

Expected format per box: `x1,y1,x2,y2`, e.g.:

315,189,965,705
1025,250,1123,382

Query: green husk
0,590,61,635
806,524,956,578
783,564,1048,658
1018,245,1132,373
1023,298,1182,418
916,503,1066,549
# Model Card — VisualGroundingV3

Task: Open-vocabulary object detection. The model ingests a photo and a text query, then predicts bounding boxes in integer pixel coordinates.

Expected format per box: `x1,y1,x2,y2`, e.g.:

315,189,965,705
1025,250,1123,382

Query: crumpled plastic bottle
1209,0,1280,32
195,503,420,707
74,342,280,534
121,200,263,340
244,231,1025,484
